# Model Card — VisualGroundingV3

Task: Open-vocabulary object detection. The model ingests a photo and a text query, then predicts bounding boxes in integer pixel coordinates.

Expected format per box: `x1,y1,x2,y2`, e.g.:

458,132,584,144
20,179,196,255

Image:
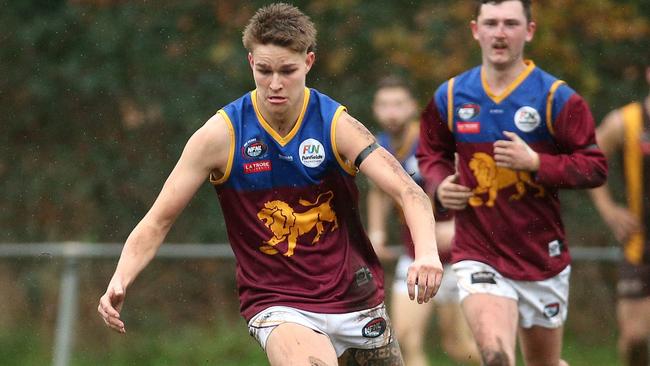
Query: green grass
1,324,619,366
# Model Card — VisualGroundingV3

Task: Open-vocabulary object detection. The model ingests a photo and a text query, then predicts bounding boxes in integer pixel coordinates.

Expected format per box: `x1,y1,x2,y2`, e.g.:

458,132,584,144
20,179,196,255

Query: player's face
471,0,535,70
373,87,417,134
248,44,315,119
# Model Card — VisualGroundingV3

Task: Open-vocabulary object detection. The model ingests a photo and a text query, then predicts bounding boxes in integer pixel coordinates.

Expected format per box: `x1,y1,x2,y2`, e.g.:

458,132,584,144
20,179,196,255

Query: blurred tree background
1,0,648,365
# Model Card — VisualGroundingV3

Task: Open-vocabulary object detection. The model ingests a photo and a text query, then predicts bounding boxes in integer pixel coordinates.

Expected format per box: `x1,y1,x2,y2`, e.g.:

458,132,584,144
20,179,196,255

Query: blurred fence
0,242,622,366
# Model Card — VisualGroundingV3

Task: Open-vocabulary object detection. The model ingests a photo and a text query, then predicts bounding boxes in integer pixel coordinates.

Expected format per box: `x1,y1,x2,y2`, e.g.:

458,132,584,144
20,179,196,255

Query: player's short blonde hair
242,3,317,53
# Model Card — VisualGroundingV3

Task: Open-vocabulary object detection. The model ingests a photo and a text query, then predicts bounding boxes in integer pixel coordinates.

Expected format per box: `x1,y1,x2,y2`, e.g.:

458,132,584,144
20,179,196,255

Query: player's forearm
111,219,171,289
535,149,608,188
399,185,438,259
366,188,388,247
536,95,608,188
589,184,617,216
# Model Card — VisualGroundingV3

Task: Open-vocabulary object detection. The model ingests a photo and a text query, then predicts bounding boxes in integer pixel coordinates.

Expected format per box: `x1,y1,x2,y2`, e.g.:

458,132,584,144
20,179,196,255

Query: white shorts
247,303,393,357
452,260,571,329
392,255,459,304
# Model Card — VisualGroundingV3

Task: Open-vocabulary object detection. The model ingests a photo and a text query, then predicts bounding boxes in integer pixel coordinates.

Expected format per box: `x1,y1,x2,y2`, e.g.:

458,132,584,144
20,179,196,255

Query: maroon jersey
417,63,607,280
213,89,384,321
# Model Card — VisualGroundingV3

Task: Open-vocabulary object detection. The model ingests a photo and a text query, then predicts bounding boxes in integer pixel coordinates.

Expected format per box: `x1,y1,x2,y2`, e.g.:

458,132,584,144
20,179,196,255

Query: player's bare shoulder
337,111,374,142
183,112,233,176
334,111,376,162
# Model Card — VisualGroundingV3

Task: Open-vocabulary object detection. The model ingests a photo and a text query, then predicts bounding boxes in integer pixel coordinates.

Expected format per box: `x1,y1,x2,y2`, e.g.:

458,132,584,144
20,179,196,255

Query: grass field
1,323,620,366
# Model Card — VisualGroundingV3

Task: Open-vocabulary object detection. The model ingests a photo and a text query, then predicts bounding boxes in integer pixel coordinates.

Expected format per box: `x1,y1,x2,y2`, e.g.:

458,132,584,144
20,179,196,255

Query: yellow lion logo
468,152,545,207
257,191,338,257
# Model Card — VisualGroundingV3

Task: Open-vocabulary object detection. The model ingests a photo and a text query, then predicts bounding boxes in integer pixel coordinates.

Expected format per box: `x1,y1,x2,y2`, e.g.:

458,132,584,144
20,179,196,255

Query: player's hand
436,173,473,210
493,131,540,171
602,205,642,243
406,255,443,304
98,282,127,334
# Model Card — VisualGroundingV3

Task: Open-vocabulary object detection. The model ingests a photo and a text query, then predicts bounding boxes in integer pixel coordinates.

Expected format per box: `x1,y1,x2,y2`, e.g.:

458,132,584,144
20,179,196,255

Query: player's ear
525,21,536,42
470,20,479,41
248,52,254,69
305,51,315,73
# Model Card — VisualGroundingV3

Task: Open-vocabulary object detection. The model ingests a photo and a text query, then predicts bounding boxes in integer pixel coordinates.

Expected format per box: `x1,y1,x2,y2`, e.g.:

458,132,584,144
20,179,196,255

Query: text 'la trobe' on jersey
417,60,608,281
211,87,384,321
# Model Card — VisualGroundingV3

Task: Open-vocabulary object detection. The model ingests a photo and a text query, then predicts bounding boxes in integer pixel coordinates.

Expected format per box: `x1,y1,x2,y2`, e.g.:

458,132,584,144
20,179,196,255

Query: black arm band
354,142,380,168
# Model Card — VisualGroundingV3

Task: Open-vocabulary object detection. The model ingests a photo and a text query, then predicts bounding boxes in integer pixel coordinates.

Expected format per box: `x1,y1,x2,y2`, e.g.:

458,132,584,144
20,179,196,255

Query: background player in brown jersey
367,75,479,365
590,63,650,366
97,3,443,366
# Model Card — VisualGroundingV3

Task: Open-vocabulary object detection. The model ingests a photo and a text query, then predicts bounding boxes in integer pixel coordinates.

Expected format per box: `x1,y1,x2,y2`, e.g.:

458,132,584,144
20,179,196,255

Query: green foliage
0,3,647,363
2,0,648,242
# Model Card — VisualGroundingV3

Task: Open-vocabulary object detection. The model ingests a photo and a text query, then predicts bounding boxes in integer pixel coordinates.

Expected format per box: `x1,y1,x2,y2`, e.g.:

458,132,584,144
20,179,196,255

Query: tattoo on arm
347,116,375,142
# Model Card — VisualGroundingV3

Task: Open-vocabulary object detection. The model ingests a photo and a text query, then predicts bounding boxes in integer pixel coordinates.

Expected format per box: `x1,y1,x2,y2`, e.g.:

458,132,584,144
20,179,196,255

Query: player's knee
480,348,511,366
620,328,650,348
621,338,648,364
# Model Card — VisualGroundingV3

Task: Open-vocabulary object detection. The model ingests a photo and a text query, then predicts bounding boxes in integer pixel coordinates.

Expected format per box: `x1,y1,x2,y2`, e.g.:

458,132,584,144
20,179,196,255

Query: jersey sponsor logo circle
514,106,541,132
457,103,480,121
299,138,325,168
361,317,387,338
242,138,268,159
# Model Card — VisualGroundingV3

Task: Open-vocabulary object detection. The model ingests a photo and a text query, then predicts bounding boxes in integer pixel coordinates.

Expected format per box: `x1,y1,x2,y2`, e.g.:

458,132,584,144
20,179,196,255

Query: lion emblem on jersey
468,152,545,207
257,191,338,257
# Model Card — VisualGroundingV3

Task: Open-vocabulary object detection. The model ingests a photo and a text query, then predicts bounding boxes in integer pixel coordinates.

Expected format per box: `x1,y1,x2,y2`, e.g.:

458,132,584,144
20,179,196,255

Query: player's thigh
618,296,650,340
462,293,518,353
453,260,519,356
337,336,404,366
436,302,473,342
266,322,338,366
518,325,564,366
391,286,434,339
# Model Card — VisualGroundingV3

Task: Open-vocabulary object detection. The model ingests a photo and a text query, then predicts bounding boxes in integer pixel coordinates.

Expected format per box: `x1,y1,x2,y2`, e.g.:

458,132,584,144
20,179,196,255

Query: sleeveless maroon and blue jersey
417,61,607,280
212,88,384,321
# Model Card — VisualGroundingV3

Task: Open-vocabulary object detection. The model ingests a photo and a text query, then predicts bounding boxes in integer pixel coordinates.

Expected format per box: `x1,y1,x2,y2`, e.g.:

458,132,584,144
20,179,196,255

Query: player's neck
388,123,409,144
259,95,304,137
482,59,528,95
389,121,416,152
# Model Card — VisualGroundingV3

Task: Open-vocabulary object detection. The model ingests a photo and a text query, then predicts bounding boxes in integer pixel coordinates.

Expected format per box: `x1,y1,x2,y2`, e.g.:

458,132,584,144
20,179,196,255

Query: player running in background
98,3,443,366
367,75,479,366
417,1,607,365
590,63,650,366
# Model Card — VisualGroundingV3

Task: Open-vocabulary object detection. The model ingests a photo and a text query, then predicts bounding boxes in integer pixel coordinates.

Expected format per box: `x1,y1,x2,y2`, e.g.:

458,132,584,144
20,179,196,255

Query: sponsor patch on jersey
242,138,268,159
543,303,560,318
243,160,271,174
355,266,373,287
299,138,325,168
514,106,541,132
362,317,387,338
278,153,294,162
457,121,481,134
457,103,480,121
471,271,497,284
548,239,562,257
